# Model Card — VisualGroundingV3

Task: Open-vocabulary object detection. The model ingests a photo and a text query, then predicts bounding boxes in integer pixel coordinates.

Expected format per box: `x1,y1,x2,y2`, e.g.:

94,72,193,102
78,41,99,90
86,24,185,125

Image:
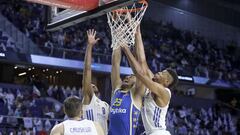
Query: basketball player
108,30,146,134
50,96,104,135
121,26,179,135
82,29,109,134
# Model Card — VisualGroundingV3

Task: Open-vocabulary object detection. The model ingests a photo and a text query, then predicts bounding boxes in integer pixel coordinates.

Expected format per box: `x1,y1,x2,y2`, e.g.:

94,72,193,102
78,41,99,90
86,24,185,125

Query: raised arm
111,47,122,92
122,46,170,106
82,29,100,105
135,26,154,78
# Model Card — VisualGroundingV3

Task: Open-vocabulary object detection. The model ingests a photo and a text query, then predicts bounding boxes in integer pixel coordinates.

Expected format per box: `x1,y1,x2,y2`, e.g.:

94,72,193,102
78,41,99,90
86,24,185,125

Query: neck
69,116,82,121
121,84,135,91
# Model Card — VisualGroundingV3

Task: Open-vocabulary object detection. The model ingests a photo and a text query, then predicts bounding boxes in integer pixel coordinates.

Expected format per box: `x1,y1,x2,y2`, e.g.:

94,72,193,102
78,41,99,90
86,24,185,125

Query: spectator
0,43,7,52
44,119,52,132
23,115,33,129
47,85,53,97
6,89,15,106
34,118,43,132
6,38,17,52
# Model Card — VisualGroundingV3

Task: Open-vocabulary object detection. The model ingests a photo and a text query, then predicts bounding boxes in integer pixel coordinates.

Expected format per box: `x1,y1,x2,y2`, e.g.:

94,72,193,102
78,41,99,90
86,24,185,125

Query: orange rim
112,0,148,13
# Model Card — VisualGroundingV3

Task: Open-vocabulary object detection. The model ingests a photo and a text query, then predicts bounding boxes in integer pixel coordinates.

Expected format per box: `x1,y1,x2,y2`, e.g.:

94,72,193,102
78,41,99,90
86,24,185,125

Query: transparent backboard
47,0,138,31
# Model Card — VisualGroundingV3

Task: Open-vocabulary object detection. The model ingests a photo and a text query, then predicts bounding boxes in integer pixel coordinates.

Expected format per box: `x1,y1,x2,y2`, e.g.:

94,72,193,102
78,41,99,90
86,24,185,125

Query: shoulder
96,97,109,110
82,119,94,123
113,88,121,94
50,123,63,135
100,100,110,108
165,88,171,97
83,94,97,106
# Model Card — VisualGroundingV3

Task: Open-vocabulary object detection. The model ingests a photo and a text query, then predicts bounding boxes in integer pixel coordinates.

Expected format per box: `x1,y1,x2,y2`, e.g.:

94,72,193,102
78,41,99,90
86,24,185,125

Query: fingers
93,29,96,37
87,29,97,36
87,30,89,36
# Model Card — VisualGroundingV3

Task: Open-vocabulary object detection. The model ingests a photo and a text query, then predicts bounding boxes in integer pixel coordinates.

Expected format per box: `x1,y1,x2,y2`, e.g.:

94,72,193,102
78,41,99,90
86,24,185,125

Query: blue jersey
108,89,141,135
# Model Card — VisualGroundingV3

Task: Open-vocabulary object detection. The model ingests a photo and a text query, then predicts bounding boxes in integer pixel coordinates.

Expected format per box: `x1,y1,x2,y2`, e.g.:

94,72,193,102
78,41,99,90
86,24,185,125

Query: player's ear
79,109,83,117
165,79,170,86
63,106,66,114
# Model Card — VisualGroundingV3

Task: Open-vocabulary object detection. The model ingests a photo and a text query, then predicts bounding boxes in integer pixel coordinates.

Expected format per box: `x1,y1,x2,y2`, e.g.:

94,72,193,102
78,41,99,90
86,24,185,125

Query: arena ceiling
154,0,240,28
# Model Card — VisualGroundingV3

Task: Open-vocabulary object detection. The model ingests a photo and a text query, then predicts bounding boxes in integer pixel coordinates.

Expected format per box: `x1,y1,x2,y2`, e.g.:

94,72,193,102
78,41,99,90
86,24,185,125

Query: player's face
152,70,172,87
122,75,136,89
91,84,100,98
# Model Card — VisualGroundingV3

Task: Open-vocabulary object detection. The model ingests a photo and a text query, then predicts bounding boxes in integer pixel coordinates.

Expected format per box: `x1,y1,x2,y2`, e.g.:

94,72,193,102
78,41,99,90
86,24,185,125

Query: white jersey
63,119,98,135
82,94,109,134
141,88,171,135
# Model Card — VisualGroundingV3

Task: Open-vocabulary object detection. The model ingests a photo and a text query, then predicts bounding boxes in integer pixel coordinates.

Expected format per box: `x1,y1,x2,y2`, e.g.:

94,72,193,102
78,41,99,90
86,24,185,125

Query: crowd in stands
0,1,240,134
1,0,240,84
0,30,18,52
167,105,237,135
1,84,239,134
46,85,82,102
0,86,64,134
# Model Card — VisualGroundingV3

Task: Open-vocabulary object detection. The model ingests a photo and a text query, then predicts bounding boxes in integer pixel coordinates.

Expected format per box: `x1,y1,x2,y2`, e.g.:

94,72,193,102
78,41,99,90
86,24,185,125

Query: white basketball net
107,1,148,50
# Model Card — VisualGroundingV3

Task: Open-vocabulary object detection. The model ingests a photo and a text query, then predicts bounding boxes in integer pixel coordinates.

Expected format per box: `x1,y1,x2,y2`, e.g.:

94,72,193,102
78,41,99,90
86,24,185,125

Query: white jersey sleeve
82,94,109,134
141,88,171,135
63,119,98,135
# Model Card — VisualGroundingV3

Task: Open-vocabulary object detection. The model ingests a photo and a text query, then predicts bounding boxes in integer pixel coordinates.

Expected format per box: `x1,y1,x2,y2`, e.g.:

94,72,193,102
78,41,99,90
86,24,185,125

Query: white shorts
149,130,171,135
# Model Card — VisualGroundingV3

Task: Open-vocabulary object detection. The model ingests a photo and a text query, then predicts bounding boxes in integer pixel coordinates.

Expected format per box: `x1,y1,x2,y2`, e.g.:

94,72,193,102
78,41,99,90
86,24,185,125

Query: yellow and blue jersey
108,89,141,135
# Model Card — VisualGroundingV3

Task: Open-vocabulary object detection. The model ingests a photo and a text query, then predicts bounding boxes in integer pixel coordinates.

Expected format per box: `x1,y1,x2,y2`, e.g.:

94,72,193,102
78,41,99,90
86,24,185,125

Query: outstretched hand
87,29,100,46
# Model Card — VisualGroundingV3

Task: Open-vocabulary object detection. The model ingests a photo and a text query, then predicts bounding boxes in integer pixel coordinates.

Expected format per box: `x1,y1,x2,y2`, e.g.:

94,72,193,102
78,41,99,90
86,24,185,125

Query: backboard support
47,0,139,31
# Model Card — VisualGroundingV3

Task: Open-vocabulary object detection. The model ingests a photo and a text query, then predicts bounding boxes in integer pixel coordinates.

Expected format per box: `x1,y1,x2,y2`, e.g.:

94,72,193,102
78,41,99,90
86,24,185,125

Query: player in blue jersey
108,27,146,135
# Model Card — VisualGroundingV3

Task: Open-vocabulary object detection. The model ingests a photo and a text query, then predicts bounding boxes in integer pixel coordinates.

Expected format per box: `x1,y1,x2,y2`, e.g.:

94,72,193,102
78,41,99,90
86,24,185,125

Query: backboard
47,0,139,31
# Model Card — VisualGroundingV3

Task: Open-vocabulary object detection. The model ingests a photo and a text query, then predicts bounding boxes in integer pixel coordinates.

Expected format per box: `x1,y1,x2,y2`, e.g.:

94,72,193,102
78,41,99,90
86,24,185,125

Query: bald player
50,96,104,135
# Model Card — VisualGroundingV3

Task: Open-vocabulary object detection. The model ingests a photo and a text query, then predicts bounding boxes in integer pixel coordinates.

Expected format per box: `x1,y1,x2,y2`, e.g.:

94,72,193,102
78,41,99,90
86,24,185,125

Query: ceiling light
18,72,26,76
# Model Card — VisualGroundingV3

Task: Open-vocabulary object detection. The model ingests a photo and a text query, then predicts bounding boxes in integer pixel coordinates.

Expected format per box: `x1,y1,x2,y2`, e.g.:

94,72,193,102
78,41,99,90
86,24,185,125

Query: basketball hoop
107,0,148,50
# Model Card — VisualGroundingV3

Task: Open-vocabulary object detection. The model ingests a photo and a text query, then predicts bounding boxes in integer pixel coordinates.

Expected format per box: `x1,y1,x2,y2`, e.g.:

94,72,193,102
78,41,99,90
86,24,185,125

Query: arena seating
0,30,18,52
0,1,239,83
0,1,239,134
1,84,239,134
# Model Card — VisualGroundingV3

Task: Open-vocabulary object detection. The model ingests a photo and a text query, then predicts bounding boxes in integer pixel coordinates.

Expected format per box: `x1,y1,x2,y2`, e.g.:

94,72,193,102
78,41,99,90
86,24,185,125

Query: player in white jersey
82,29,109,134
50,96,104,135
121,26,179,135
